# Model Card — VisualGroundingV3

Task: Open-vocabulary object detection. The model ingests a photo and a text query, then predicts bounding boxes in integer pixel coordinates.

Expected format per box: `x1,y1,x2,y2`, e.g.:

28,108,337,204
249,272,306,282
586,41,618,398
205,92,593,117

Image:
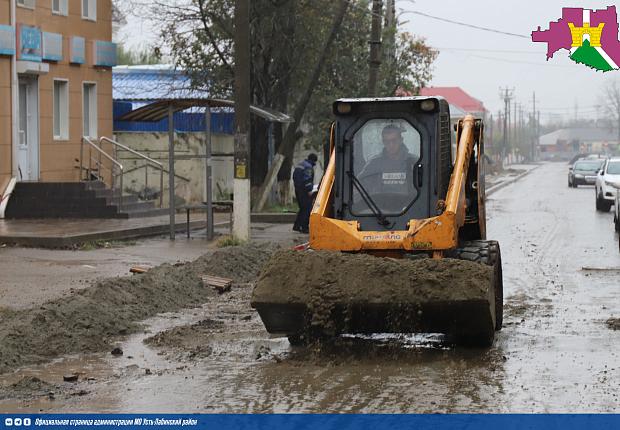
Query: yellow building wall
0,0,114,183
0,0,11,190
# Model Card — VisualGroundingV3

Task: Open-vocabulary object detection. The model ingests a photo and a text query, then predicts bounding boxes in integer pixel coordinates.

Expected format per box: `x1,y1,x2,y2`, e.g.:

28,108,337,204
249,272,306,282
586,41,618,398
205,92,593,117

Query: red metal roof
419,87,487,113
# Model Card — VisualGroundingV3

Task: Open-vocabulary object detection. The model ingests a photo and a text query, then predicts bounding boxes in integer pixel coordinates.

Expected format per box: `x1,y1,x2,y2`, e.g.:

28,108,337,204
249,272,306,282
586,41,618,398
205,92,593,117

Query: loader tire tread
450,240,504,332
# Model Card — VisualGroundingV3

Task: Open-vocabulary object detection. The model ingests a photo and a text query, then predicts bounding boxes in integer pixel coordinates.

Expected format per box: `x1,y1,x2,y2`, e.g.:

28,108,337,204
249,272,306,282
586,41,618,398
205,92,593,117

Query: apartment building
0,0,115,194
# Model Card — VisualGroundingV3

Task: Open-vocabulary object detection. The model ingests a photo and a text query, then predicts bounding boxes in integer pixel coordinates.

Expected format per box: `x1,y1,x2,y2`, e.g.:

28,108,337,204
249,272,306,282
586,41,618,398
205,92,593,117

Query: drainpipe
10,0,18,179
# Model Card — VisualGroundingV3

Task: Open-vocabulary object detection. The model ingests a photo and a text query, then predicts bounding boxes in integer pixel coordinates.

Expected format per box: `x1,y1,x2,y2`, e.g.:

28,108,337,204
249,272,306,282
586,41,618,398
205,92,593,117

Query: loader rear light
420,99,437,112
336,102,352,114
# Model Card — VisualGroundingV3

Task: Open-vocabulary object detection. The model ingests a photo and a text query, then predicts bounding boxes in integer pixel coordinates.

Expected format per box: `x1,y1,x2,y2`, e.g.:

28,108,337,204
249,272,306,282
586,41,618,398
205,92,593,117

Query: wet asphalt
1,162,618,413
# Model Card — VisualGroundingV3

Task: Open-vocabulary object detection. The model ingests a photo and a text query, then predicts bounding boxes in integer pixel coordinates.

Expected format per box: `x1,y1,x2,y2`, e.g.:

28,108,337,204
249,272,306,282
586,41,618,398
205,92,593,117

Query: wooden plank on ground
201,275,233,293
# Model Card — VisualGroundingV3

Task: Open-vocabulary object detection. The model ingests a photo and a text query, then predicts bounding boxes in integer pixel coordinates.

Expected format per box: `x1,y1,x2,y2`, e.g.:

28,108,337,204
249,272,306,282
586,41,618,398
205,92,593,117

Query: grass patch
76,239,137,251
216,235,245,248
261,203,298,213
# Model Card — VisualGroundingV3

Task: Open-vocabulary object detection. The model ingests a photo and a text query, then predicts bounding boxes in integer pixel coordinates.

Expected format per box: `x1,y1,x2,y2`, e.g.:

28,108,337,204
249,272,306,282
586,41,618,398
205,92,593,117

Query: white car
615,184,620,232
595,158,620,212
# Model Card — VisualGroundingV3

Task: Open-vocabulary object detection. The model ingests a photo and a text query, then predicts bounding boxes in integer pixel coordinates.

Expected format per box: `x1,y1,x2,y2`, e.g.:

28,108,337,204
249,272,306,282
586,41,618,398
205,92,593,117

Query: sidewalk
0,209,299,248
0,213,229,248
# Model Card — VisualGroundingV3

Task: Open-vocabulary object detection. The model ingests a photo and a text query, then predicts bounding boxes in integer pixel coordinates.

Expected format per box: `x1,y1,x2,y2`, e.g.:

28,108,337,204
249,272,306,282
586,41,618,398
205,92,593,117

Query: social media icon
5,418,13,427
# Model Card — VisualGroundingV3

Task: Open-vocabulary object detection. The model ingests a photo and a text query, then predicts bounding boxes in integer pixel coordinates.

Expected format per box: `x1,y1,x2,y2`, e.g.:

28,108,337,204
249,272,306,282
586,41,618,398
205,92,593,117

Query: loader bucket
251,250,498,346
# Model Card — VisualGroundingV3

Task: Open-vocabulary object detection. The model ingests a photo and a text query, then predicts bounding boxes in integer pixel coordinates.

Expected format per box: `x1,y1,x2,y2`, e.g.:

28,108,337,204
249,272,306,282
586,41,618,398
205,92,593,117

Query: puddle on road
0,285,508,413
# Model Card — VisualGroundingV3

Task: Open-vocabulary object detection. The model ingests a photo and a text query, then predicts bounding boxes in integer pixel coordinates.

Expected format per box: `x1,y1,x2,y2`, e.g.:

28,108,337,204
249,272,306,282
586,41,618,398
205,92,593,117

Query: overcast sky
118,0,620,123
399,0,620,123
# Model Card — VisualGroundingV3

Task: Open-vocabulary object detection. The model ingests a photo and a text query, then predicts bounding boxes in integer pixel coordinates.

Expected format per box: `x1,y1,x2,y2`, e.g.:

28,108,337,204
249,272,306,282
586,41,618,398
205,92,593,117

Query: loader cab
331,97,453,231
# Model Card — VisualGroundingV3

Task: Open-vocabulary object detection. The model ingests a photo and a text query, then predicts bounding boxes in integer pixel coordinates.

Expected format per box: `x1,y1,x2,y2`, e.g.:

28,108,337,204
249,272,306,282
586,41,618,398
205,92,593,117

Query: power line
463,53,579,68
435,47,539,54
400,10,529,39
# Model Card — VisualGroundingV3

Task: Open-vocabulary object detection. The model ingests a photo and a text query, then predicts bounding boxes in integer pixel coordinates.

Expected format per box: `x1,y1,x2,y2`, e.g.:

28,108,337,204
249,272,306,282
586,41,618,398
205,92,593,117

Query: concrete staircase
5,181,167,219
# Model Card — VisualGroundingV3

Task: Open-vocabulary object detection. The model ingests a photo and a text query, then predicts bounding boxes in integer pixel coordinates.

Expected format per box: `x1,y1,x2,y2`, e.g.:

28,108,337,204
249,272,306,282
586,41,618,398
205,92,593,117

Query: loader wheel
450,240,504,332
287,334,306,347
287,332,327,347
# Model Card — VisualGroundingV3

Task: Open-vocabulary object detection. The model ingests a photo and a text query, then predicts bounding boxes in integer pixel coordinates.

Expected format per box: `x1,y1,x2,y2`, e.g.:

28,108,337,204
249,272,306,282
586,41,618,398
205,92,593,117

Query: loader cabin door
339,113,432,231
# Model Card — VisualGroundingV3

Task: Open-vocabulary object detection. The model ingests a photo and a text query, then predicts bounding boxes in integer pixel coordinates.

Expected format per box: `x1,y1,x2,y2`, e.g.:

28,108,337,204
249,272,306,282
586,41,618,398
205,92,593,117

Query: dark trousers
294,187,312,231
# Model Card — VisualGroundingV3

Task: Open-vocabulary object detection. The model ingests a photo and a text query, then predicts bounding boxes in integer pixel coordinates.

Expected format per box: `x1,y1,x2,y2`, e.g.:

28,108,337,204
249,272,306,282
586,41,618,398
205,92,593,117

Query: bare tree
602,79,620,142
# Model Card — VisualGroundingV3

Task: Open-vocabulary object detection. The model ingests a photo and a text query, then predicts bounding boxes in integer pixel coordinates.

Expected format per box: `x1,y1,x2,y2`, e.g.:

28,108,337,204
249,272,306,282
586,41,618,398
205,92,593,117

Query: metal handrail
80,136,125,211
99,136,165,208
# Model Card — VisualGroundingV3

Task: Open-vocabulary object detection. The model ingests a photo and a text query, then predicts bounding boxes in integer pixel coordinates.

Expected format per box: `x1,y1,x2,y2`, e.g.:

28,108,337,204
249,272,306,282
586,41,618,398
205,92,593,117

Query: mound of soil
0,244,276,375
252,250,494,336
144,319,225,361
0,377,57,400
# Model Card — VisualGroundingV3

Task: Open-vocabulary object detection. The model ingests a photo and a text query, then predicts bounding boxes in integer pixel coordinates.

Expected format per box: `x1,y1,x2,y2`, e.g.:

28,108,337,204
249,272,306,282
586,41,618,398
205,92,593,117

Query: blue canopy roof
113,65,208,101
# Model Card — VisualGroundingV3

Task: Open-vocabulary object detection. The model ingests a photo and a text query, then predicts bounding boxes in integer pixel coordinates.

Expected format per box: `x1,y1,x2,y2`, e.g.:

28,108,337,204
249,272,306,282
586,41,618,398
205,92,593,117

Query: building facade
0,0,115,194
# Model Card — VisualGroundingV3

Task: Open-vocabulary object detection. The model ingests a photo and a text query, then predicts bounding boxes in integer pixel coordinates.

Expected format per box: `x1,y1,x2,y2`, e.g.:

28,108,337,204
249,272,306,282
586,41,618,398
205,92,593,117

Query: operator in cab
358,124,417,197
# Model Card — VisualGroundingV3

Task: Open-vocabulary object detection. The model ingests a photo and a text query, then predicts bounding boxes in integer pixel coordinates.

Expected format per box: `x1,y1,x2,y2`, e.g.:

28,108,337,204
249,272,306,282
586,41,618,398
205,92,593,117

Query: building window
53,80,69,140
52,0,68,16
17,0,35,9
82,0,97,21
83,83,97,138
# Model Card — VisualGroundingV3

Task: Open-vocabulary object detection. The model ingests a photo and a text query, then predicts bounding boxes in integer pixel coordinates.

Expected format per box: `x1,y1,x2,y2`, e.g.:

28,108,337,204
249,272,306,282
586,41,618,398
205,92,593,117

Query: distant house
419,86,487,119
539,127,619,161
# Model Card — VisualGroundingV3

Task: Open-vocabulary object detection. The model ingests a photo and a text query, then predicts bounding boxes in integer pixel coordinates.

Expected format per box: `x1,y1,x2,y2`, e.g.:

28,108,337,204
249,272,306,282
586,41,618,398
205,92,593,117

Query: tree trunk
253,0,350,211
367,0,383,96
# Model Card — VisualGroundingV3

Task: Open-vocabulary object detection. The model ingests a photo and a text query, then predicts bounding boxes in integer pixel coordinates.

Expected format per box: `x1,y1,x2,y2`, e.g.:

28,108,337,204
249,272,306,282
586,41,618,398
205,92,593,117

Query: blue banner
0,25,15,56
70,37,85,64
0,414,619,430
18,25,41,62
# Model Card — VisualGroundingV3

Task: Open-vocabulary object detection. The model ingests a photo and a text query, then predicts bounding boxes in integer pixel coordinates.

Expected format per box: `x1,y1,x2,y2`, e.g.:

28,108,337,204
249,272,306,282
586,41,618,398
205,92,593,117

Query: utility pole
537,110,541,159
488,113,494,153
513,100,517,152
500,87,514,165
233,0,251,241
384,0,396,65
531,92,537,161
368,0,383,96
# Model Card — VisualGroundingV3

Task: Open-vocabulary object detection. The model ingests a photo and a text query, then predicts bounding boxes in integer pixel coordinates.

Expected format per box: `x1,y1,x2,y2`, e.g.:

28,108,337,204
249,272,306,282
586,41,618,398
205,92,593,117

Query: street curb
487,165,541,197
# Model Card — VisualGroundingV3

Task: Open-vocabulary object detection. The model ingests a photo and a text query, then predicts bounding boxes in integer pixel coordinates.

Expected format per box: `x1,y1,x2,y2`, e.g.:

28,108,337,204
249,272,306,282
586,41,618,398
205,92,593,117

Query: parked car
568,159,605,187
595,157,620,212
614,183,620,232
568,153,605,165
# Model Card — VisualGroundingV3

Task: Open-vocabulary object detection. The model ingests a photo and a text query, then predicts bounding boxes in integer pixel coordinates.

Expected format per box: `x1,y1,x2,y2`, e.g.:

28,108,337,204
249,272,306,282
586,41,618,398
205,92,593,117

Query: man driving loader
358,124,416,195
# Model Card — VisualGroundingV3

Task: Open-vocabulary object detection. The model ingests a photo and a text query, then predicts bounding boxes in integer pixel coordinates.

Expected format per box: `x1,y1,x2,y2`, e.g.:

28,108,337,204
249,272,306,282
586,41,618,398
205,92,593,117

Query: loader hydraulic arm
444,115,480,228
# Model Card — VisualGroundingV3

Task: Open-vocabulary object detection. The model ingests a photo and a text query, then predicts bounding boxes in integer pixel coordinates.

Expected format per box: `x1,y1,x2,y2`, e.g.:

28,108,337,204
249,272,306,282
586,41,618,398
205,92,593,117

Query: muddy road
1,162,619,413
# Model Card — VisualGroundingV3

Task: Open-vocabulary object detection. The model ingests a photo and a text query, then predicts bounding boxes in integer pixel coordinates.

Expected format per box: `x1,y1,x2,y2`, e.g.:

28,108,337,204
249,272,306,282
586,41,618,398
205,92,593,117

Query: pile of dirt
144,319,224,360
606,318,620,330
191,244,278,283
252,250,494,337
0,243,276,375
0,377,58,400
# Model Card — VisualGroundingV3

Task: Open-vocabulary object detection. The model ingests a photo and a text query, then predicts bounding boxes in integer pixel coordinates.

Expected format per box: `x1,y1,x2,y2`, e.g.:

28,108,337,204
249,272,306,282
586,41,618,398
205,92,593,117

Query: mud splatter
606,318,620,331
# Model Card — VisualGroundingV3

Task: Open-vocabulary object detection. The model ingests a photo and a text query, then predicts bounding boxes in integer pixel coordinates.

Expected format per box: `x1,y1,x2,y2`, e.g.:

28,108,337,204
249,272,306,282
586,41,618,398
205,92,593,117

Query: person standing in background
292,153,318,234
